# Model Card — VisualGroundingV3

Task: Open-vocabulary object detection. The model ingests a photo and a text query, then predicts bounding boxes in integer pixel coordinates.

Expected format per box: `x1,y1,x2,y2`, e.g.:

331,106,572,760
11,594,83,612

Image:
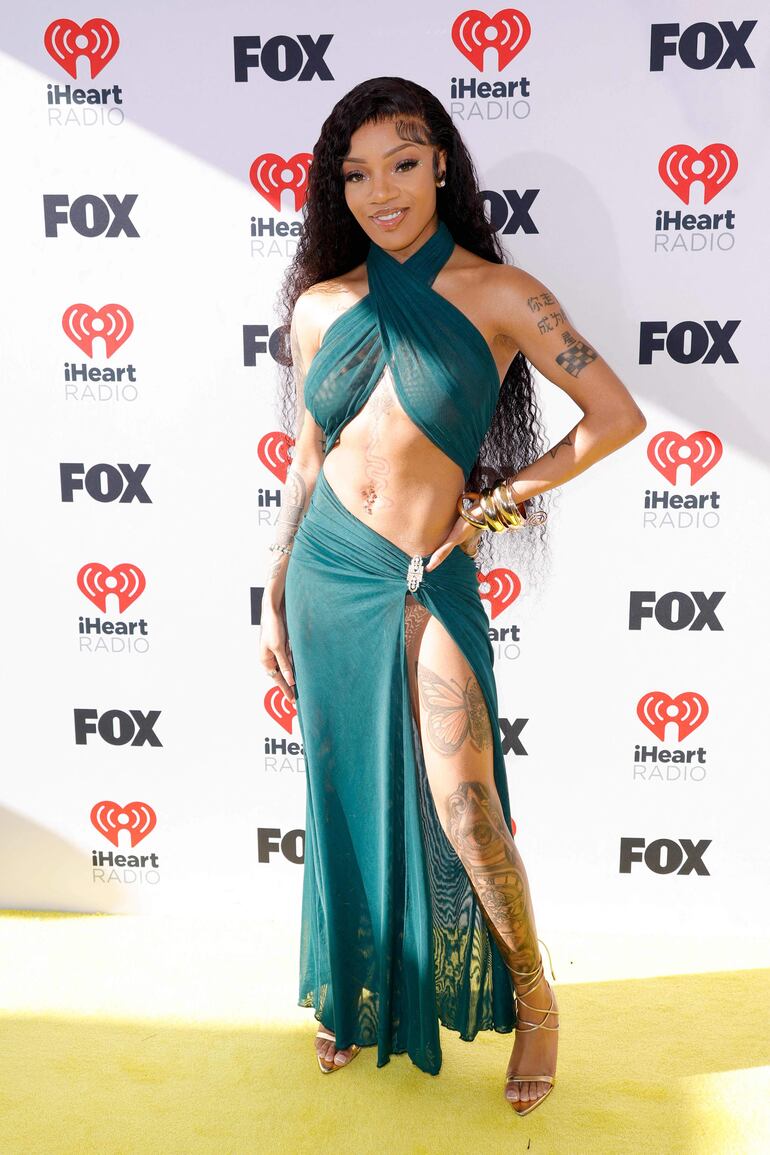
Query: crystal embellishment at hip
406,554,424,592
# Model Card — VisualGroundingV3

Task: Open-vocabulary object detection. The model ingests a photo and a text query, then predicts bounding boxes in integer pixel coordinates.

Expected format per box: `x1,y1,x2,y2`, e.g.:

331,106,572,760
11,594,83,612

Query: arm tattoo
290,310,308,428
547,432,573,459
268,468,308,580
536,309,566,336
555,337,597,377
266,310,313,582
526,291,556,313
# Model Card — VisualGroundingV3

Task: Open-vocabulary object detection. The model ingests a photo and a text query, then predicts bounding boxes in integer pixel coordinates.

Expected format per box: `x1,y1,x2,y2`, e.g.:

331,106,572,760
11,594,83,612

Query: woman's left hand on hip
425,516,483,571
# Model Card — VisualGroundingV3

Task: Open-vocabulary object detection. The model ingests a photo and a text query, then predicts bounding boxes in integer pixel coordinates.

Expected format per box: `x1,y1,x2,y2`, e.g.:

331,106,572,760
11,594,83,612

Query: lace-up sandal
315,1027,361,1073
505,938,559,1116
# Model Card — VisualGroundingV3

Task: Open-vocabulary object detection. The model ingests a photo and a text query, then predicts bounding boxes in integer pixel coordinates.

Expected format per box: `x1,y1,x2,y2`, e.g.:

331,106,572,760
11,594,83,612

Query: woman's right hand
259,603,296,702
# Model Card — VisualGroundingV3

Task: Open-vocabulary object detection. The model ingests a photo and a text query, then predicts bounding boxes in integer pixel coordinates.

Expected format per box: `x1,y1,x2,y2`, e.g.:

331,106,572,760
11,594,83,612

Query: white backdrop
1,2,768,987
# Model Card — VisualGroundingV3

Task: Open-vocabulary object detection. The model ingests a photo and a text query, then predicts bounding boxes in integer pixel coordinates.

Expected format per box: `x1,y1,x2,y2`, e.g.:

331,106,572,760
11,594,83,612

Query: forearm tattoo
417,661,493,755
445,780,540,981
547,431,574,459
267,468,307,579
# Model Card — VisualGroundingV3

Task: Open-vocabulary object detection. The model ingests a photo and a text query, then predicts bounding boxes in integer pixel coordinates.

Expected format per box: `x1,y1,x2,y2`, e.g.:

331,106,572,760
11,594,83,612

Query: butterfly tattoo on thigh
417,663,493,755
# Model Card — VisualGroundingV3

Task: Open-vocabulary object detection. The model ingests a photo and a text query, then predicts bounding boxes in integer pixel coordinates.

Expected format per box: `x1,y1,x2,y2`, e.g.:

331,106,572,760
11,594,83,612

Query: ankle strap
508,937,557,996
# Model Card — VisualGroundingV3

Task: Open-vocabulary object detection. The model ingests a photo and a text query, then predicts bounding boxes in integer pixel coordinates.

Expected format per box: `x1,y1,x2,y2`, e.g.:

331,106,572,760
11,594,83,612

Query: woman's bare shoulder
304,262,367,300
451,241,523,280
301,264,369,339
452,243,551,307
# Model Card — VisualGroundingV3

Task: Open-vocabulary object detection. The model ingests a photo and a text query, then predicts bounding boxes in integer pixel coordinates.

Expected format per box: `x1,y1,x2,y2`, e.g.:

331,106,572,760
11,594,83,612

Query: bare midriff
321,363,470,558
313,257,512,557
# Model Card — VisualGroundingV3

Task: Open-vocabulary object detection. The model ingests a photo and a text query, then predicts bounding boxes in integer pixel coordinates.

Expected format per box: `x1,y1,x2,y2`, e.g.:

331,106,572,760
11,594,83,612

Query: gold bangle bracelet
498,476,530,528
505,476,523,502
482,479,522,531
488,487,522,530
504,478,526,516
492,482,525,529
479,489,509,533
458,478,540,534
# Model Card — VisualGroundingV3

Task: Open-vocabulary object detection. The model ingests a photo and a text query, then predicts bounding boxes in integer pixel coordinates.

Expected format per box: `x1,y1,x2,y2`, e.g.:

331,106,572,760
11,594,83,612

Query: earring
437,173,446,187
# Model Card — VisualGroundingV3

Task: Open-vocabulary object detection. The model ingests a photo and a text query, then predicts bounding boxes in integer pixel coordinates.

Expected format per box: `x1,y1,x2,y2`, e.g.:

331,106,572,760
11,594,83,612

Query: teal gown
283,219,516,1076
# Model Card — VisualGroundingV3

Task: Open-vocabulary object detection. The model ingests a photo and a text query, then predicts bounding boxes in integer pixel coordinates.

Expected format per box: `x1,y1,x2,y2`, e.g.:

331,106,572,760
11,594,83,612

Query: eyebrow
341,143,418,164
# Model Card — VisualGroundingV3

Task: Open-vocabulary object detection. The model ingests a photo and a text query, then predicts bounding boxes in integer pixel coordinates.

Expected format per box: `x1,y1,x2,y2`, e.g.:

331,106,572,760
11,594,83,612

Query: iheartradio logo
265,685,297,734
91,800,156,847
249,153,312,212
658,144,738,205
637,691,709,741
62,303,133,358
78,562,146,613
647,431,722,485
451,9,531,71
478,568,521,619
259,432,294,483
44,19,120,79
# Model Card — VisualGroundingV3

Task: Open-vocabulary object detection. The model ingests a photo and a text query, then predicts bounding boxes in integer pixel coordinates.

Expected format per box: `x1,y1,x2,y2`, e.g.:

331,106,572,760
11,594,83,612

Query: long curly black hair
274,76,553,592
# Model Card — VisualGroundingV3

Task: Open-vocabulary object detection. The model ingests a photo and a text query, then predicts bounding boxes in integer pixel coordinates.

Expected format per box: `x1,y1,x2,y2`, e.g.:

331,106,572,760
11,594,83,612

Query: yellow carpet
1,912,768,1154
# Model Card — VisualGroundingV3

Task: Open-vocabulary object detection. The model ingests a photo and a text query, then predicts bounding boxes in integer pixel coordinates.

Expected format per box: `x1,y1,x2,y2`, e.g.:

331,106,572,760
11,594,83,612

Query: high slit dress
282,218,516,1076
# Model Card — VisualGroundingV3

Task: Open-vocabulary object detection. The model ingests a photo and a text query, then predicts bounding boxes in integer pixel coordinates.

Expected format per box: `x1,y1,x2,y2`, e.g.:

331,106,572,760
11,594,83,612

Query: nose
369,171,398,202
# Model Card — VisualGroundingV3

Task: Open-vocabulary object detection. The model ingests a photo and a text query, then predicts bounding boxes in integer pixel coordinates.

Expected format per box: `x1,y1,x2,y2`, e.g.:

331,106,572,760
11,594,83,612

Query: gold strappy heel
505,937,559,1116
315,1027,361,1073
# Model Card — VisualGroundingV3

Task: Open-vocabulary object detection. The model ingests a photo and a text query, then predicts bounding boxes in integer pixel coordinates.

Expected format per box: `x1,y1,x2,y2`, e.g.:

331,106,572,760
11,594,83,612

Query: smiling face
341,116,447,262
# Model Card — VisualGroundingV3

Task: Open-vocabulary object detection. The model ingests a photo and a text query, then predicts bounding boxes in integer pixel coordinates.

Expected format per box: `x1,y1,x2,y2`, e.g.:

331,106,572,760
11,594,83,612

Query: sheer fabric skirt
283,464,515,1075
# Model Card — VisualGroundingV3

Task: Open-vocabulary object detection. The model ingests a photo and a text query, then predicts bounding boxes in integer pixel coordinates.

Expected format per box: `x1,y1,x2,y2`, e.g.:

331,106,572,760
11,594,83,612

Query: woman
259,76,646,1116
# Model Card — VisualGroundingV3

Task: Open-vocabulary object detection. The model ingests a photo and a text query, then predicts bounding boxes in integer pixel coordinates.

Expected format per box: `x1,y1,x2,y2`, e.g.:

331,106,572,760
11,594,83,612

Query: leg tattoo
410,633,544,999
416,661,493,755
445,781,540,985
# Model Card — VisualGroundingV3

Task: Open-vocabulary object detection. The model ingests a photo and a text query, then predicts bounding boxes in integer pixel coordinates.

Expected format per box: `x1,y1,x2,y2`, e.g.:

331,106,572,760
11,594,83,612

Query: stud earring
437,173,446,187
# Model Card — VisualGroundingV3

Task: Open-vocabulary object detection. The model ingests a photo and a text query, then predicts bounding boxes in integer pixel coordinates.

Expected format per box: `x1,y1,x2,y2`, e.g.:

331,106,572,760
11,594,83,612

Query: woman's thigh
404,593,498,829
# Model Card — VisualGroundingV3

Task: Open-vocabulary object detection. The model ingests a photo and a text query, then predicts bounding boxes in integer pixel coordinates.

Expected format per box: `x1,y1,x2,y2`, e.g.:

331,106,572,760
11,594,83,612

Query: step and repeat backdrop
1,2,767,981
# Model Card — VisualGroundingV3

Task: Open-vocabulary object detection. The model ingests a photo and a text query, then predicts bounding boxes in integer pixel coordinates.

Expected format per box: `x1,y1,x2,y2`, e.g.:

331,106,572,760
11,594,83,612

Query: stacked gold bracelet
457,477,545,533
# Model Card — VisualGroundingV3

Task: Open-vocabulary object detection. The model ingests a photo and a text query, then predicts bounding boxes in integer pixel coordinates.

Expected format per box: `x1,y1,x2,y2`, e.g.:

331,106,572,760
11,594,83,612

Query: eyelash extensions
344,158,420,182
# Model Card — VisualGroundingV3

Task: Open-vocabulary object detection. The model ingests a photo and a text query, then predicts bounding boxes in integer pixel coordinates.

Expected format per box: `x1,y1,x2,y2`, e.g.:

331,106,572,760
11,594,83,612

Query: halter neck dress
283,219,517,1075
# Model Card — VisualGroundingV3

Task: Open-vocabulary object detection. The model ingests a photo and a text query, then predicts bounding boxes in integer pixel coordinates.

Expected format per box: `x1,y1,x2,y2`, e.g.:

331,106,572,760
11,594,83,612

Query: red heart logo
77,562,146,613
477,567,522,619
259,432,295,483
91,800,156,847
249,153,313,212
451,9,531,72
658,144,738,206
647,430,723,485
44,19,120,80
62,303,134,358
637,691,709,741
265,685,297,733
